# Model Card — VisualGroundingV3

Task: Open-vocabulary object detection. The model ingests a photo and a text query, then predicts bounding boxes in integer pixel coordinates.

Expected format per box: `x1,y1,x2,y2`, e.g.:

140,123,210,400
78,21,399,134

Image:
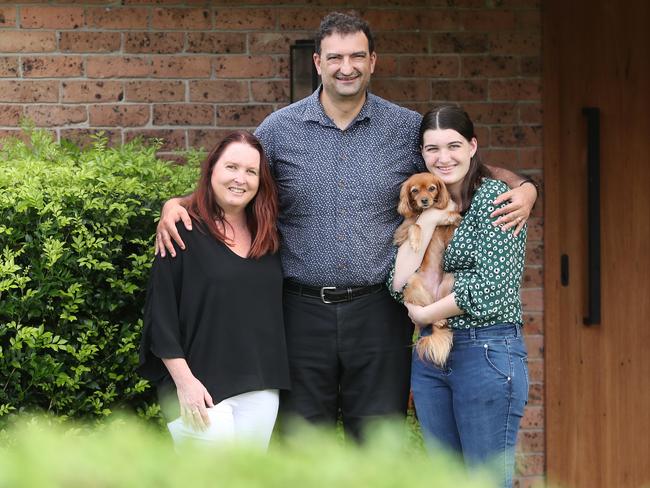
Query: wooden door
544,1,650,487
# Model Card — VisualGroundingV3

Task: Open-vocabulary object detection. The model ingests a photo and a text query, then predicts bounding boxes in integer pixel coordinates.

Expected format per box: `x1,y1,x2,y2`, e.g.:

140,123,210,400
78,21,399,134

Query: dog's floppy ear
397,179,416,218
433,178,451,209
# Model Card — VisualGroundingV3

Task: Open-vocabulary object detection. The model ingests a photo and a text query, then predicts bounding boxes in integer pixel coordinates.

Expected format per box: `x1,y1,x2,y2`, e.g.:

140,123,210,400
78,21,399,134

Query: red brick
490,79,541,101
152,56,211,78
87,56,151,78
189,80,248,103
465,102,518,124
188,128,233,150
519,103,542,124
523,266,543,288
513,476,546,488
370,79,430,102
399,55,459,77
524,334,544,359
430,32,488,54
517,430,545,453
522,312,543,335
0,80,58,102
375,32,429,54
20,7,84,29
516,10,542,31
276,9,326,30
520,405,543,429
59,32,121,53
251,80,290,103
152,8,211,30
524,216,543,244
153,104,214,126
0,105,22,126
431,80,488,101
187,32,247,54
276,54,289,79
0,130,28,146
0,57,18,77
481,148,519,169
125,80,185,102
214,55,276,78
24,105,87,126
462,55,519,77
0,32,56,53
373,55,399,78
215,8,276,30
460,10,516,31
60,129,121,148
216,104,274,127
123,0,208,4
61,80,124,103
86,7,149,29
248,33,309,54
515,454,545,476
489,32,540,56
125,32,185,54
0,7,16,27
491,125,542,147
528,383,544,405
363,9,460,31
527,358,544,384
89,104,150,127
519,147,543,169
22,56,83,78
521,56,541,76
525,238,543,266
124,129,186,151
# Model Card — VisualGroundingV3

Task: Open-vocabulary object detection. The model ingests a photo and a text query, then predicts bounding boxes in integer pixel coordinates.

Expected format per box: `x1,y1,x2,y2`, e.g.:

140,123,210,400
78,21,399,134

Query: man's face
314,31,376,102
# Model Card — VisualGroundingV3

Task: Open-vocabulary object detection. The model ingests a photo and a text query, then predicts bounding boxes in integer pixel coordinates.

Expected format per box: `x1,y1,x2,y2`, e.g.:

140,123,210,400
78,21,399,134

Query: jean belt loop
515,323,521,338
469,327,477,340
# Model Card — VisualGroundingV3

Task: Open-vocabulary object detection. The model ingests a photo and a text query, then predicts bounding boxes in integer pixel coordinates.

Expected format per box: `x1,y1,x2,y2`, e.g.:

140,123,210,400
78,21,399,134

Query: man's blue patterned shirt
255,88,424,287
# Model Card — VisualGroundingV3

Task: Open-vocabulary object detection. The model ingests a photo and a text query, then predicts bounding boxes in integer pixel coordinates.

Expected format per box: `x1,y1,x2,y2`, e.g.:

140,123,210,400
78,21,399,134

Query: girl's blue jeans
411,323,529,488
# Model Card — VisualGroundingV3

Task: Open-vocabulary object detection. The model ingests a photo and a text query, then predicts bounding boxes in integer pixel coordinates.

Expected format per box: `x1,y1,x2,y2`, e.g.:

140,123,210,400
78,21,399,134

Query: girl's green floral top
388,178,527,329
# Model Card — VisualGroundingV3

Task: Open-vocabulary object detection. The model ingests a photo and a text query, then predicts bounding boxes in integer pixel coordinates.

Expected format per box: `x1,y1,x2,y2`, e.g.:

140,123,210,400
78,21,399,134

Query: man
156,12,537,439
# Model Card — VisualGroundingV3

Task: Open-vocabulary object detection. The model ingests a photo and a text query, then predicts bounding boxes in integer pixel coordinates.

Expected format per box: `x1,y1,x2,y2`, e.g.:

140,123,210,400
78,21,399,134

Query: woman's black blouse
138,222,290,413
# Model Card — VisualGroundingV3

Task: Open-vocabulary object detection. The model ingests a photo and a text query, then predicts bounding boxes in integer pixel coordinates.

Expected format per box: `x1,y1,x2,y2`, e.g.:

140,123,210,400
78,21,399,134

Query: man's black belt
284,280,384,304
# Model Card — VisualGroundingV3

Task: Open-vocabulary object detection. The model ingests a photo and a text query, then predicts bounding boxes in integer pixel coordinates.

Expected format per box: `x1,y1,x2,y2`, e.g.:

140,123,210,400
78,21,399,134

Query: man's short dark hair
315,12,375,55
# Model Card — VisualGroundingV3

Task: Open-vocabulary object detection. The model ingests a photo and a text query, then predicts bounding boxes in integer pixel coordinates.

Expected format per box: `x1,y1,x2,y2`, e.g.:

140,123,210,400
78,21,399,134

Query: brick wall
0,1,543,485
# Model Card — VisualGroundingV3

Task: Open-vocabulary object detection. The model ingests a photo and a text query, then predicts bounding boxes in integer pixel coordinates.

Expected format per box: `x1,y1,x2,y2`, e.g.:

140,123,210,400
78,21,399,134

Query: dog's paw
408,224,422,252
433,319,448,329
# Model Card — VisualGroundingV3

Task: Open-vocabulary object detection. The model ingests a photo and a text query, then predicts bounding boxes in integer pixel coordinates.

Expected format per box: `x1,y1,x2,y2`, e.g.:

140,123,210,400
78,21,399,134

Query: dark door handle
582,107,601,326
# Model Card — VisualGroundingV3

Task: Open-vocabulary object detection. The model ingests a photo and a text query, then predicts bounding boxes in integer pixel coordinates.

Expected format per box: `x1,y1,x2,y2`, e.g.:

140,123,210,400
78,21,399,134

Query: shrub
0,416,497,488
0,129,199,427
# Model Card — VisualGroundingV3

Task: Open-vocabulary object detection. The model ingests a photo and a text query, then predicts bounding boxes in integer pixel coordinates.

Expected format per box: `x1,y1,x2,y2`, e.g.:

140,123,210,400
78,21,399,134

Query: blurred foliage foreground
0,129,200,426
0,416,496,488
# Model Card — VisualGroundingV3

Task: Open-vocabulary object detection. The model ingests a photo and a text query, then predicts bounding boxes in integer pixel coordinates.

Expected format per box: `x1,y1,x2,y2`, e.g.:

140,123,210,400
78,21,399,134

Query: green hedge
0,416,497,488
0,129,199,427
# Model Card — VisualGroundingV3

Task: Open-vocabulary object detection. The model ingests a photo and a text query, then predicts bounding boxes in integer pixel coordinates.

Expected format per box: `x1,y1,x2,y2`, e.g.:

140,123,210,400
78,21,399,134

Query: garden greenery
0,416,497,488
0,128,200,428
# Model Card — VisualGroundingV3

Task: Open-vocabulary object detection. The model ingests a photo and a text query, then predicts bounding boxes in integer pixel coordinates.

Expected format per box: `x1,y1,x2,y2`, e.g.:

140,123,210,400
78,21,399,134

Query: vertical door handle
582,107,601,325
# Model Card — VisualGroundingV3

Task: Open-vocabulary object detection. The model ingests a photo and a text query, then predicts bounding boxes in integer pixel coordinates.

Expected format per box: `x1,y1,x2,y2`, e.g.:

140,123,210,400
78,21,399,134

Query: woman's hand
490,182,537,237
405,303,430,328
155,198,192,257
175,375,214,431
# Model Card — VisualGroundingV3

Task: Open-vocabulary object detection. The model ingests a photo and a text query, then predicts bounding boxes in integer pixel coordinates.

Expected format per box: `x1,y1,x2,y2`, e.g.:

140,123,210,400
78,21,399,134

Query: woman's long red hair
186,131,280,258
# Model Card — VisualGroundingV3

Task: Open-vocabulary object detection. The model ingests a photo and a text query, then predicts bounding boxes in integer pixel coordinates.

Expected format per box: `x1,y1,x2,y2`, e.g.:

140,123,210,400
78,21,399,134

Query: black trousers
280,287,414,439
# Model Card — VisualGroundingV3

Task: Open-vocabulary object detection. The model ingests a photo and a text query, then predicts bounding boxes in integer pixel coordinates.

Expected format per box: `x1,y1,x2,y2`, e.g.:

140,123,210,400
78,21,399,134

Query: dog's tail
415,324,453,367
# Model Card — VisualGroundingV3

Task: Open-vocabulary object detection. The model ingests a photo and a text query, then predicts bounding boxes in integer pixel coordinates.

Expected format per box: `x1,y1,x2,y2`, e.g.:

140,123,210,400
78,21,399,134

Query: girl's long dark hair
418,104,489,213
186,130,280,258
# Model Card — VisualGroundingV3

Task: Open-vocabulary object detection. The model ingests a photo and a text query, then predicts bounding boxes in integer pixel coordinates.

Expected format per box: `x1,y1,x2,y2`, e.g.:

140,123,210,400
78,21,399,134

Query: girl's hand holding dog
405,302,430,328
415,201,459,229
490,182,537,237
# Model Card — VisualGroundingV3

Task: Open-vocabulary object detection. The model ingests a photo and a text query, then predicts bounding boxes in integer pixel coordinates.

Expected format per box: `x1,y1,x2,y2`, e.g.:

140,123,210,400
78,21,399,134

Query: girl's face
421,128,477,195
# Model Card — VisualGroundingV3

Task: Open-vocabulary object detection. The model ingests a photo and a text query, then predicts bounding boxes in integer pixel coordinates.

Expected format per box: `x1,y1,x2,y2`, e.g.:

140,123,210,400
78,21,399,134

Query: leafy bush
0,416,497,488
0,129,199,427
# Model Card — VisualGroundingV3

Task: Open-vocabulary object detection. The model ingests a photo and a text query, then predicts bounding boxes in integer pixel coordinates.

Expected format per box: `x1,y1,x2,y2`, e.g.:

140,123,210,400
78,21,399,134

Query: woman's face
210,142,261,215
421,128,477,194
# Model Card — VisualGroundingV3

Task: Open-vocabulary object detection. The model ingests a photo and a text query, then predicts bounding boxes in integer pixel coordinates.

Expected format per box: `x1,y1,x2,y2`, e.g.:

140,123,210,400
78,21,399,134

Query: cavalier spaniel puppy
394,172,461,367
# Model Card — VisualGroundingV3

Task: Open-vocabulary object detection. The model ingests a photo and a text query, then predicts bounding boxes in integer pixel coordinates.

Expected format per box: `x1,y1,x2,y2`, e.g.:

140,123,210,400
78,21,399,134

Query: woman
139,131,290,449
390,105,528,487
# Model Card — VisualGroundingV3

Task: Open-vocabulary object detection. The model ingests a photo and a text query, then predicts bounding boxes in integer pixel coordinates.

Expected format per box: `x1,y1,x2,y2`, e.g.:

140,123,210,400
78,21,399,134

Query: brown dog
394,172,461,367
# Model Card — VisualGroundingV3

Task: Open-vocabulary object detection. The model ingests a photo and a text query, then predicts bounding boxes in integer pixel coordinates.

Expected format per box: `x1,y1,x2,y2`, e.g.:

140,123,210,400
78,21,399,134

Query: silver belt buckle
320,286,336,304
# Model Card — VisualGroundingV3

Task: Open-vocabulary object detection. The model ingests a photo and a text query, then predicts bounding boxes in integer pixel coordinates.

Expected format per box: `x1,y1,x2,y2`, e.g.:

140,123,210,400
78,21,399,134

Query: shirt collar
301,86,374,129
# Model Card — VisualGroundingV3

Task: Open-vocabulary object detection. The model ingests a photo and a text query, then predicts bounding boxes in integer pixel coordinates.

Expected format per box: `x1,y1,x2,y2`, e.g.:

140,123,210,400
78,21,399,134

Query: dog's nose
421,198,429,205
